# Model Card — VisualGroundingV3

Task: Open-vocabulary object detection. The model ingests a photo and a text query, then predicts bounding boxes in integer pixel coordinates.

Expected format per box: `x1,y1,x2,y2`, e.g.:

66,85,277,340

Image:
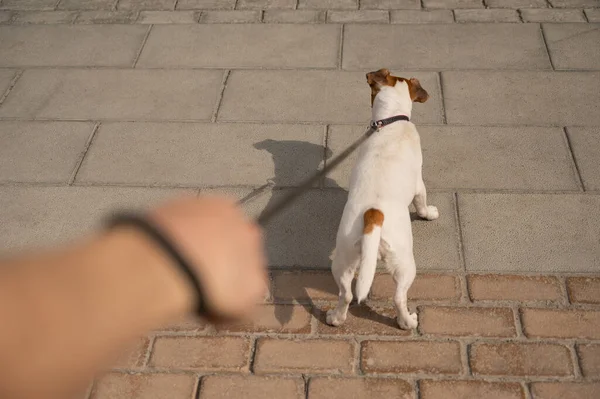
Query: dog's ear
407,78,429,103
366,68,391,86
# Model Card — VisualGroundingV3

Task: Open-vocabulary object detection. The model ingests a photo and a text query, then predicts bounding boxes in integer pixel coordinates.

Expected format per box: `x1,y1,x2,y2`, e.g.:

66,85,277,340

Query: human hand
149,196,268,321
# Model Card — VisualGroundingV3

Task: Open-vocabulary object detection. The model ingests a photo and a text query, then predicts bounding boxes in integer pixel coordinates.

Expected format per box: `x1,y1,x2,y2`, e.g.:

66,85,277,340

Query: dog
326,68,438,330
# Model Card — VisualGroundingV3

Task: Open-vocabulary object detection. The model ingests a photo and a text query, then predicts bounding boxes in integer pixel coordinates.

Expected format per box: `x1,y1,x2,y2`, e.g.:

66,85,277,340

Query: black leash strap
257,124,377,225
106,213,215,320
258,114,409,225
105,116,408,320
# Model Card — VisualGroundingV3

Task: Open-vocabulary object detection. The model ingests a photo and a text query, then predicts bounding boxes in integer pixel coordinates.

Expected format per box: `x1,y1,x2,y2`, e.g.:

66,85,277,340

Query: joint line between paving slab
132,24,153,68
562,127,585,191
211,70,231,123
193,375,202,399
337,24,345,70
560,275,572,305
0,70,23,107
539,24,556,70
247,336,259,373
460,341,471,377
523,382,533,399
571,343,584,379
512,306,525,338
69,122,100,185
141,335,156,368
452,192,469,287
302,375,309,399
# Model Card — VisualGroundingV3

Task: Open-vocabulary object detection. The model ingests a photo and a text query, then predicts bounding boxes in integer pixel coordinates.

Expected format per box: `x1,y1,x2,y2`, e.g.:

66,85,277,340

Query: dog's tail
355,208,384,303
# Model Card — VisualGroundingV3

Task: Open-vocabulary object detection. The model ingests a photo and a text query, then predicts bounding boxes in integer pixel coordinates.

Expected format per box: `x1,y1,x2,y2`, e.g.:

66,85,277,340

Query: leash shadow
253,138,344,326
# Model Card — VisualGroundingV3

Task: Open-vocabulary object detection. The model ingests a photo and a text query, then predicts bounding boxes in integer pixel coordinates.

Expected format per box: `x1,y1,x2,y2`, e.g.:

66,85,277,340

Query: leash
257,115,410,226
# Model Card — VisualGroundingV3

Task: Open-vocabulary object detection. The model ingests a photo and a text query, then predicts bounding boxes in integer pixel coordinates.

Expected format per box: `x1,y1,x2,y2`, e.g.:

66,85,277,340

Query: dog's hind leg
413,177,438,221
326,251,359,327
387,250,418,330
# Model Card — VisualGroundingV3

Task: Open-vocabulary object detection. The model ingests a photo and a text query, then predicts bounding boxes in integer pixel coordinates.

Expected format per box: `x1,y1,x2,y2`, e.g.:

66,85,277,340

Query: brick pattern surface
84,270,598,396
1,0,600,398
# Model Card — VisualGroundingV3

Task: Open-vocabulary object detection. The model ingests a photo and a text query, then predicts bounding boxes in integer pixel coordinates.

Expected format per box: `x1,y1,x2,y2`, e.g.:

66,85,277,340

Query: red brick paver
419,306,516,337
95,272,600,398
567,277,600,304
308,377,414,399
254,338,354,374
92,373,197,399
470,342,573,377
361,340,462,374
419,380,524,399
199,375,304,399
150,337,250,371
468,274,562,302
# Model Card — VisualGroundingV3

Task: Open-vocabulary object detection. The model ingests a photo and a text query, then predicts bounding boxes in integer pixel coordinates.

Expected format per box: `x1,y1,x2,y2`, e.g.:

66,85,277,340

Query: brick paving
0,0,599,398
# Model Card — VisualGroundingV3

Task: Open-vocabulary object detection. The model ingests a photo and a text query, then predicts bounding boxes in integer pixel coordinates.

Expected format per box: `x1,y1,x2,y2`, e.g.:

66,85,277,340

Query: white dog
326,68,438,330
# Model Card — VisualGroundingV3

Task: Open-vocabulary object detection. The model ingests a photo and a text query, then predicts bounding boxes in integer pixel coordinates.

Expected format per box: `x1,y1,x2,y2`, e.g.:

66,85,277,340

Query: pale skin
0,196,267,399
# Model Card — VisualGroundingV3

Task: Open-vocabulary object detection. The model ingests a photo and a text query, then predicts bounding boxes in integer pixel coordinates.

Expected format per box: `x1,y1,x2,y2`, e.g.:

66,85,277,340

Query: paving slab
0,25,147,67
442,71,600,126
327,125,579,191
343,24,550,70
0,121,94,183
0,0,57,10
76,122,325,186
0,186,192,252
218,70,442,124
298,0,358,9
137,24,339,68
243,187,460,269
176,0,236,9
566,127,600,191
543,23,600,70
236,0,297,9
117,0,176,10
0,69,224,120
58,0,117,10
521,8,587,22
459,193,600,272
360,0,420,8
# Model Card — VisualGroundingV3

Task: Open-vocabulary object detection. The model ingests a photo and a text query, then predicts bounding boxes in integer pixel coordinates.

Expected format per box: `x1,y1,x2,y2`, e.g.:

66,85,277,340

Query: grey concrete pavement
0,1,599,274
1,1,600,398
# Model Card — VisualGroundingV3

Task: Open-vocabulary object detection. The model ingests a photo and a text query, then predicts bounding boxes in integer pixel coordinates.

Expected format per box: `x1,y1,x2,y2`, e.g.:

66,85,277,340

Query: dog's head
366,68,429,107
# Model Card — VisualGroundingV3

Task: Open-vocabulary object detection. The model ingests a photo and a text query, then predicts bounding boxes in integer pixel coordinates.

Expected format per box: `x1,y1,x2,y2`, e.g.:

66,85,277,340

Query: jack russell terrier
326,68,438,330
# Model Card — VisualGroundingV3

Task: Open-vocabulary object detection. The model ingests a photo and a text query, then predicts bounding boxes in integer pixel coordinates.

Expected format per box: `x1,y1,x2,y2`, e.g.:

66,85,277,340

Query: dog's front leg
413,178,439,221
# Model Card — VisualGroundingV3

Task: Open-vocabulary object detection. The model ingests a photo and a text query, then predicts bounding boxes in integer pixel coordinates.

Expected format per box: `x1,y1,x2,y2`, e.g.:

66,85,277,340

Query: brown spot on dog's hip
363,208,384,234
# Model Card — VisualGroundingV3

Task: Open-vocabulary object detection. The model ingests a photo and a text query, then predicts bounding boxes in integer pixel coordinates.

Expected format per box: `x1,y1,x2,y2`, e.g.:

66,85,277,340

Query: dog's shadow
251,138,408,330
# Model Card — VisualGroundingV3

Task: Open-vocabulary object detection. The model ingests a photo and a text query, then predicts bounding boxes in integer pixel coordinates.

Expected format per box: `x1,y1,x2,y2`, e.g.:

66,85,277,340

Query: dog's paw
397,312,418,330
326,309,346,327
425,205,439,221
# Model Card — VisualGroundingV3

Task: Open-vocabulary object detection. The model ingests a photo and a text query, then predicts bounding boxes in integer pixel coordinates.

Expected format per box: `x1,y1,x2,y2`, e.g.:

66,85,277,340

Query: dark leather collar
370,115,410,130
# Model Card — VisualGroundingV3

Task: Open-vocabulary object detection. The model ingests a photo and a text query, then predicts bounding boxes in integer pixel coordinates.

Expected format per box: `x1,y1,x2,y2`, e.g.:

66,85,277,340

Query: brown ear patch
363,208,384,234
366,69,429,105
406,77,429,103
366,68,399,105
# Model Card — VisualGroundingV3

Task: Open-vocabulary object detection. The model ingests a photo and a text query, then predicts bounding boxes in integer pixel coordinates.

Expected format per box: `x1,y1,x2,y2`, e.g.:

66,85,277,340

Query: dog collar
370,115,410,130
